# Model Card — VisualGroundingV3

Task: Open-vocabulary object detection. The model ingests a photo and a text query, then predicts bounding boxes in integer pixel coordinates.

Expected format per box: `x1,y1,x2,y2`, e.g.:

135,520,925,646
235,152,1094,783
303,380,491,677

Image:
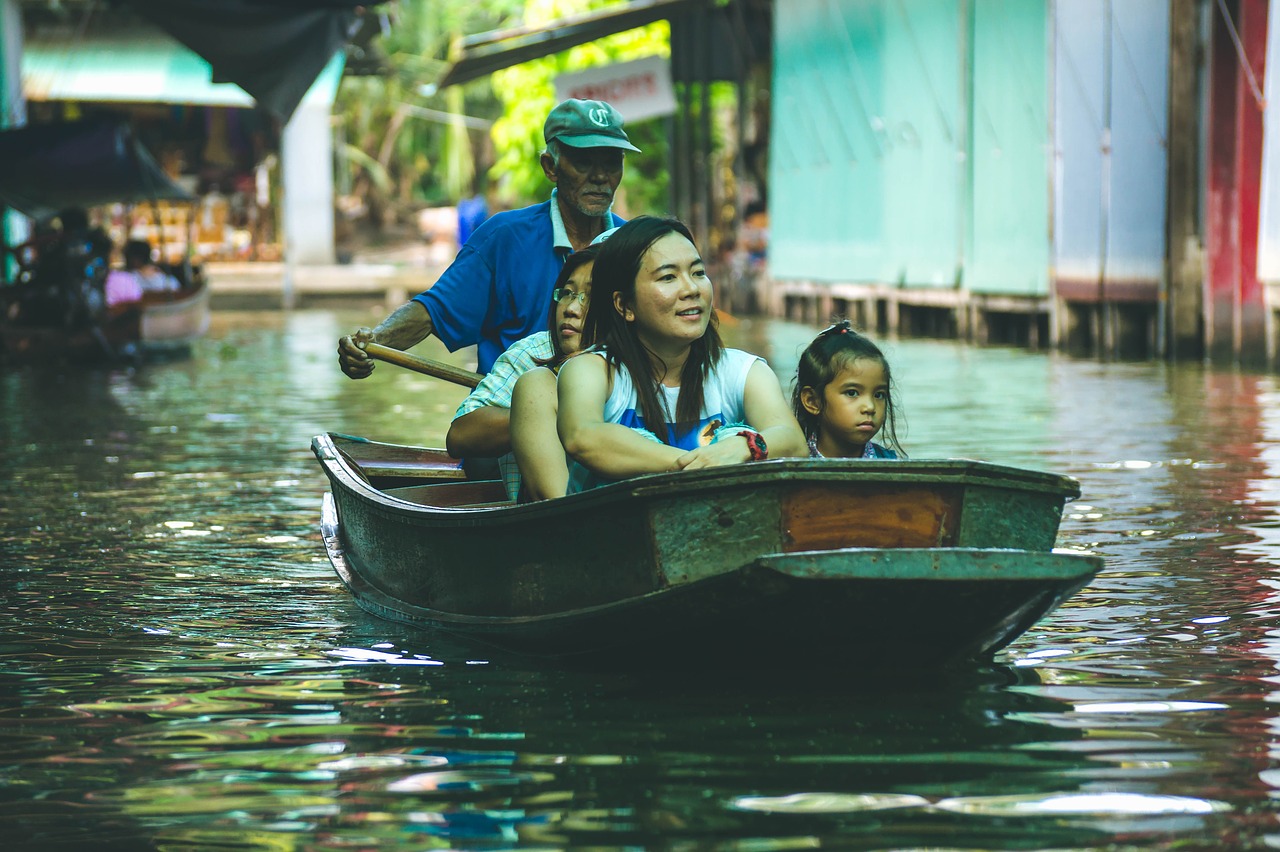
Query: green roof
23,30,343,109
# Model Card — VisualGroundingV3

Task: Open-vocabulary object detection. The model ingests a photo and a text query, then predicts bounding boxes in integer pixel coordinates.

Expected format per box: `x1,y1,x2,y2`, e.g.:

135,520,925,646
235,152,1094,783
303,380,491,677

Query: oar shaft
364,342,481,388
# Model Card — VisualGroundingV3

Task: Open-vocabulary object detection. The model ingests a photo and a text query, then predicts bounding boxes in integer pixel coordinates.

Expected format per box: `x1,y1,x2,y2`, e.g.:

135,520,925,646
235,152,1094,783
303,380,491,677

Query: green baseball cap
543,99,641,153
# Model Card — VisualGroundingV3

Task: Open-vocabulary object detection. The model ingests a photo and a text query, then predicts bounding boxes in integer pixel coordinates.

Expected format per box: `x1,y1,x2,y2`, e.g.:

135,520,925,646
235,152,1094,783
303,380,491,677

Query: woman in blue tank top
547,216,806,495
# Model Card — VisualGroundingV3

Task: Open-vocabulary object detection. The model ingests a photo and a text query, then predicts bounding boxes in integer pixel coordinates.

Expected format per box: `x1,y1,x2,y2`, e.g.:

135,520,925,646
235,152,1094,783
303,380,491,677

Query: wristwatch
742,430,768,461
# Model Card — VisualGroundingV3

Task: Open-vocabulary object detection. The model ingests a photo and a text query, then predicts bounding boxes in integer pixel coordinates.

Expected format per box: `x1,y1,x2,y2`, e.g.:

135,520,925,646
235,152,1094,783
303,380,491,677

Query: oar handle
364,342,481,389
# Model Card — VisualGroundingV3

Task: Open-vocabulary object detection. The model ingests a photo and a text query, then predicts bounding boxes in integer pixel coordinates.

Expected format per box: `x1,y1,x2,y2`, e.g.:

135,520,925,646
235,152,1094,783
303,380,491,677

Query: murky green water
4,307,1280,849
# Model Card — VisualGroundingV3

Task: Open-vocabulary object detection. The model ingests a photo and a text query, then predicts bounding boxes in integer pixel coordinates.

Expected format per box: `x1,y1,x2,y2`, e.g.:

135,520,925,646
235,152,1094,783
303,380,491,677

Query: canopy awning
0,118,195,221
23,27,345,111
19,1,377,121
122,0,366,121
437,0,701,89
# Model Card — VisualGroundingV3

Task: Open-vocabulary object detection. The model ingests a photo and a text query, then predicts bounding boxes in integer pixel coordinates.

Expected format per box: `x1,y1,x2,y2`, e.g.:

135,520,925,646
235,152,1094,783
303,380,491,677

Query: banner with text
555,56,676,124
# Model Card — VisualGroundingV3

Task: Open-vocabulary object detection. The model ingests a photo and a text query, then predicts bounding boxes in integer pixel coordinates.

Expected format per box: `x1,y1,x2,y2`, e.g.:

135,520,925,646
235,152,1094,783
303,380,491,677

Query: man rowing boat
336,98,639,378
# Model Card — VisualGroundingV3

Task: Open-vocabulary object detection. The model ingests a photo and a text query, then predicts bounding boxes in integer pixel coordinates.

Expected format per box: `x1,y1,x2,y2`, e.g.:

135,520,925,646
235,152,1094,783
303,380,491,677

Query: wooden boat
312,432,1101,668
0,118,208,365
1,276,210,363
136,280,212,352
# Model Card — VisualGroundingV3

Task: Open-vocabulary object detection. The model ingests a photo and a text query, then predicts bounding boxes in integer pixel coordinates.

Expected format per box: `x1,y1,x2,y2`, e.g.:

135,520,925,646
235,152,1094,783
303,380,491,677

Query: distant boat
311,433,1102,668
0,117,207,365
1,274,210,363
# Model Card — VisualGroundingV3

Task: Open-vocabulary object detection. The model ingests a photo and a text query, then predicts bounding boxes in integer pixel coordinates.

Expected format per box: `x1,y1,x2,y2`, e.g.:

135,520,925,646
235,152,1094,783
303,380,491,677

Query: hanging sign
555,56,676,123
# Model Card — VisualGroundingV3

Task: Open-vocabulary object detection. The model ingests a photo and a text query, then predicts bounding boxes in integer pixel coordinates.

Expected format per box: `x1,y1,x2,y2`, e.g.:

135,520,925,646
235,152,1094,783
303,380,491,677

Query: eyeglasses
552,288,589,306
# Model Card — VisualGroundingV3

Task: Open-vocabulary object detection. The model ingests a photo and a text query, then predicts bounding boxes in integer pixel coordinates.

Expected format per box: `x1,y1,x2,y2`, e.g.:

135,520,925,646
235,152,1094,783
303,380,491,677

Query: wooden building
764,0,1280,368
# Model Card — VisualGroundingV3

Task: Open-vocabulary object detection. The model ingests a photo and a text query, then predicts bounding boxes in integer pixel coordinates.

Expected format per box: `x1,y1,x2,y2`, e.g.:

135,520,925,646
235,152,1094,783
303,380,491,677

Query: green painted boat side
312,432,1099,666
759,547,1100,581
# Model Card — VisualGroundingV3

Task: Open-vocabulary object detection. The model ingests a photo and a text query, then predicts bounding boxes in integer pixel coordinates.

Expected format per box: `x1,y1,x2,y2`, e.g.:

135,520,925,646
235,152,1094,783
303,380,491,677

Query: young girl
793,319,904,459
547,216,806,495
448,247,597,499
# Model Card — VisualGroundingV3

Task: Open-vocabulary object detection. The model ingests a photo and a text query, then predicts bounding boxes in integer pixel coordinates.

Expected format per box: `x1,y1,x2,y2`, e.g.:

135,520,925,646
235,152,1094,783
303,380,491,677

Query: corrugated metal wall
770,0,963,288
770,0,1169,303
1257,0,1280,281
966,0,1050,296
1205,0,1268,361
881,0,965,288
771,0,1052,296
1052,0,1169,300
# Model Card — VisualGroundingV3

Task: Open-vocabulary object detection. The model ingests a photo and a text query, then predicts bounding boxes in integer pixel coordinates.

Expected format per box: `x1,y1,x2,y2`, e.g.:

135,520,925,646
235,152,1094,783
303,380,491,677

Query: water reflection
4,309,1280,848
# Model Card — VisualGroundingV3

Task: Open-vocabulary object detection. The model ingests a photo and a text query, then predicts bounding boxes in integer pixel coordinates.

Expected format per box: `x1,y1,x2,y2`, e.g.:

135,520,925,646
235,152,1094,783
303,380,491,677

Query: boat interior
333,439,512,509
381,480,512,509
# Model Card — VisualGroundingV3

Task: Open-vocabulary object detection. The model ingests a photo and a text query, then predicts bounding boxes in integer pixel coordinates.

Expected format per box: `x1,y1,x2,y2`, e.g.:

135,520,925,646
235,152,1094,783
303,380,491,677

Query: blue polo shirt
414,199,625,374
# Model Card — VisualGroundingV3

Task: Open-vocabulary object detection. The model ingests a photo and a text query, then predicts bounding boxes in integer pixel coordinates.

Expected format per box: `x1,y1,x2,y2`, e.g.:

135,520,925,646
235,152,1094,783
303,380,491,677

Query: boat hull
1,282,210,363
313,433,1100,667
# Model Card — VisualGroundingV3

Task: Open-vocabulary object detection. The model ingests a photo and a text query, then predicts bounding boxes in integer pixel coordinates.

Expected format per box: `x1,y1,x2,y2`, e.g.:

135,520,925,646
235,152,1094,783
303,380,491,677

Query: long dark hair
581,216,723,444
792,319,904,455
535,247,598,369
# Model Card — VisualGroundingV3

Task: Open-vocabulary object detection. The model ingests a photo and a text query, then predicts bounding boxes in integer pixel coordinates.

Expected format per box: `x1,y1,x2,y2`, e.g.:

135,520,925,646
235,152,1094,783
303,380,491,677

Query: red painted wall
1205,0,1269,363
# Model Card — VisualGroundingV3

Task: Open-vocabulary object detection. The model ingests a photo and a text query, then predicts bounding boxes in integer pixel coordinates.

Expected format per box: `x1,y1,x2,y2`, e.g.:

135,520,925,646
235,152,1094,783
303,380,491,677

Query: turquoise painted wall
770,0,887,282
0,0,25,265
770,0,1051,297
966,0,1049,295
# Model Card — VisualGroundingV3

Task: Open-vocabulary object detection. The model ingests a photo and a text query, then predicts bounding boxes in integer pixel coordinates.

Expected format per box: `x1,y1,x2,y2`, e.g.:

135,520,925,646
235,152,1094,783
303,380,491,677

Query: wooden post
1165,0,1203,359
1204,0,1269,364
1236,0,1269,366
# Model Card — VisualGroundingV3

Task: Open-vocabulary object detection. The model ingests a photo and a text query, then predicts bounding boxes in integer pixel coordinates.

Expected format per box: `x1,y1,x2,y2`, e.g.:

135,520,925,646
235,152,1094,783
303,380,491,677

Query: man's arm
337,300,435,380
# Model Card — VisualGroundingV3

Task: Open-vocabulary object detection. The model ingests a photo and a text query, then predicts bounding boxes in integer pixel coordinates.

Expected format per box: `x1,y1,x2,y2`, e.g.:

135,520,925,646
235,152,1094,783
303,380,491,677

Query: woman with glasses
544,216,805,496
447,247,598,500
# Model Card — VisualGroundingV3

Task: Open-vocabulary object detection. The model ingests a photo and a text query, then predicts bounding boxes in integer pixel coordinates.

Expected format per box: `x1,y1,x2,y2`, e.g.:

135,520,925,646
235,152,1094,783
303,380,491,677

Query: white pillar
281,99,336,267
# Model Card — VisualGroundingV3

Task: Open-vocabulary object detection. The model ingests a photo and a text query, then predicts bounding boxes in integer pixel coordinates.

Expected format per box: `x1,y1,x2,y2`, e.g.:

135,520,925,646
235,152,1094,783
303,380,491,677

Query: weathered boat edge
140,283,212,350
321,489,1099,667
759,547,1102,582
312,432,1084,524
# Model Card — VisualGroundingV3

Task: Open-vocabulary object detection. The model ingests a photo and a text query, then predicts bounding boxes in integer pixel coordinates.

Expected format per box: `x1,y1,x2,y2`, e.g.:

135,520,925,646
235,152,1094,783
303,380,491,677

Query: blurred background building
1,0,1278,367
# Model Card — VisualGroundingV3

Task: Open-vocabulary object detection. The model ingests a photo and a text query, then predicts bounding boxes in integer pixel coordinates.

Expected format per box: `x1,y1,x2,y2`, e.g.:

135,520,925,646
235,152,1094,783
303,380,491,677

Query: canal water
4,307,1280,849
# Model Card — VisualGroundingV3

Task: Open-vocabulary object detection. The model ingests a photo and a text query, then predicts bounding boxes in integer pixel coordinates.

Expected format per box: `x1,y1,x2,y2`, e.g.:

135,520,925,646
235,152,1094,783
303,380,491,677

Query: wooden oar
364,342,481,389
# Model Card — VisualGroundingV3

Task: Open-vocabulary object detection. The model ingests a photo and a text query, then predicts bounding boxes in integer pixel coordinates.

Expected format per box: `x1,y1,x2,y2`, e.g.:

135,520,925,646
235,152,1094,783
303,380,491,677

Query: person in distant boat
447,246,599,501
542,216,806,497
104,239,181,316
792,319,903,459
103,266,143,315
31,206,112,327
122,239,181,293
336,98,638,379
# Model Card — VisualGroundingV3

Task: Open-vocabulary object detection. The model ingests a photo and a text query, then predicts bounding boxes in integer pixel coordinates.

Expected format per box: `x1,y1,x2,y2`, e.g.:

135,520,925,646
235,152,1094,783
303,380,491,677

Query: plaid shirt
454,331,556,500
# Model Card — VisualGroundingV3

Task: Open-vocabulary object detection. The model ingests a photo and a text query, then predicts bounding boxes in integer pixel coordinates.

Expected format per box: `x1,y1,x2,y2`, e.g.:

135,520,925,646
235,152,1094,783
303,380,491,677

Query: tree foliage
333,0,672,228
333,0,521,225
488,0,671,217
